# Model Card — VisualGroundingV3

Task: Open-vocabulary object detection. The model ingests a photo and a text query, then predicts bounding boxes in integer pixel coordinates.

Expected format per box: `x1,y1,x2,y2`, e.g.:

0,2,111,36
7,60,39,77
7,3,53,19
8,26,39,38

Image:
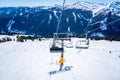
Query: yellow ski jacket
59,57,64,65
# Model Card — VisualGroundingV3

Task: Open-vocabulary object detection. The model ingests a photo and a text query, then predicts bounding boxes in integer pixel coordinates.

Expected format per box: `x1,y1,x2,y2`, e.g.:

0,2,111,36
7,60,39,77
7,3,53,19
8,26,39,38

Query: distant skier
59,56,64,71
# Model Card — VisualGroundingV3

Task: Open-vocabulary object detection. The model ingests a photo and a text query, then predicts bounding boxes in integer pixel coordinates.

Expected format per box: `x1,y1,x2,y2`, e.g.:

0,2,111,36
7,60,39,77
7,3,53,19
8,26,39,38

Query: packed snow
0,37,120,80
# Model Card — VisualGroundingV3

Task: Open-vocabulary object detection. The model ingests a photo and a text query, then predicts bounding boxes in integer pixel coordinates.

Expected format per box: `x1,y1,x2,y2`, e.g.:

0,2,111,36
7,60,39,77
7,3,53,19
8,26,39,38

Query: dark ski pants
59,64,63,71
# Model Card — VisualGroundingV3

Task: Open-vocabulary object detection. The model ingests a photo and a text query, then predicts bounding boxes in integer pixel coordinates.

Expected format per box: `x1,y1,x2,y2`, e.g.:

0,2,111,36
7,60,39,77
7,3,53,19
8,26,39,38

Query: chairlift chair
75,39,89,49
50,32,72,52
50,45,64,53
64,40,73,48
50,39,64,53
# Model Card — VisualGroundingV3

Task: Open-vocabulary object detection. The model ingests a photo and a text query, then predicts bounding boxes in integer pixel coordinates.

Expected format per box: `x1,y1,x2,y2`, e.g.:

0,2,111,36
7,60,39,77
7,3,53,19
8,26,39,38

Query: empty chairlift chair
64,40,73,48
75,39,89,49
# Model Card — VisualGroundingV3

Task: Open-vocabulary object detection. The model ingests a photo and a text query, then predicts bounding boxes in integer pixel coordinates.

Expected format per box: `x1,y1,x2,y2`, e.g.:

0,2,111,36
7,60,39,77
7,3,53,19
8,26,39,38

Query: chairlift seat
50,46,64,53
75,45,88,49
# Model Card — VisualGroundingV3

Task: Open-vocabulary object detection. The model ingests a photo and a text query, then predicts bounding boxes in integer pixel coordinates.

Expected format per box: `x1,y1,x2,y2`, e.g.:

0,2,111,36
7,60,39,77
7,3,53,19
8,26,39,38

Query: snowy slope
0,37,120,80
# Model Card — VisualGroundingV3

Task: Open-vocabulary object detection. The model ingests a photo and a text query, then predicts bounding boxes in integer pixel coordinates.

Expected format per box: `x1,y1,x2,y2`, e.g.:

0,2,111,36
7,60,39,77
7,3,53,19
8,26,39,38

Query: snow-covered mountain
108,0,120,15
66,1,104,12
87,0,120,37
0,4,93,36
0,1,120,36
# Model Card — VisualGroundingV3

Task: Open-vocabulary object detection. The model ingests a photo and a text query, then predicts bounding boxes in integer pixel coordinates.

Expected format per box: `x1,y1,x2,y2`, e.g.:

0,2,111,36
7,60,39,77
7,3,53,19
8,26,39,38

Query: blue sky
0,0,115,7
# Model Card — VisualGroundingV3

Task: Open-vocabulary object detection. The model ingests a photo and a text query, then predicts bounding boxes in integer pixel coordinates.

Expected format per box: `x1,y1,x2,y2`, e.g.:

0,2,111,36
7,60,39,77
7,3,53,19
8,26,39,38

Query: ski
49,66,73,75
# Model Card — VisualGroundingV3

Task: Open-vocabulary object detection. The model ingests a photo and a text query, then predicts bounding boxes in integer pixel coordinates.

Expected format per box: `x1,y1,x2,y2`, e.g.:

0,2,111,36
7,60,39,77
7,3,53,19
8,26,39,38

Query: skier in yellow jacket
59,56,64,71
